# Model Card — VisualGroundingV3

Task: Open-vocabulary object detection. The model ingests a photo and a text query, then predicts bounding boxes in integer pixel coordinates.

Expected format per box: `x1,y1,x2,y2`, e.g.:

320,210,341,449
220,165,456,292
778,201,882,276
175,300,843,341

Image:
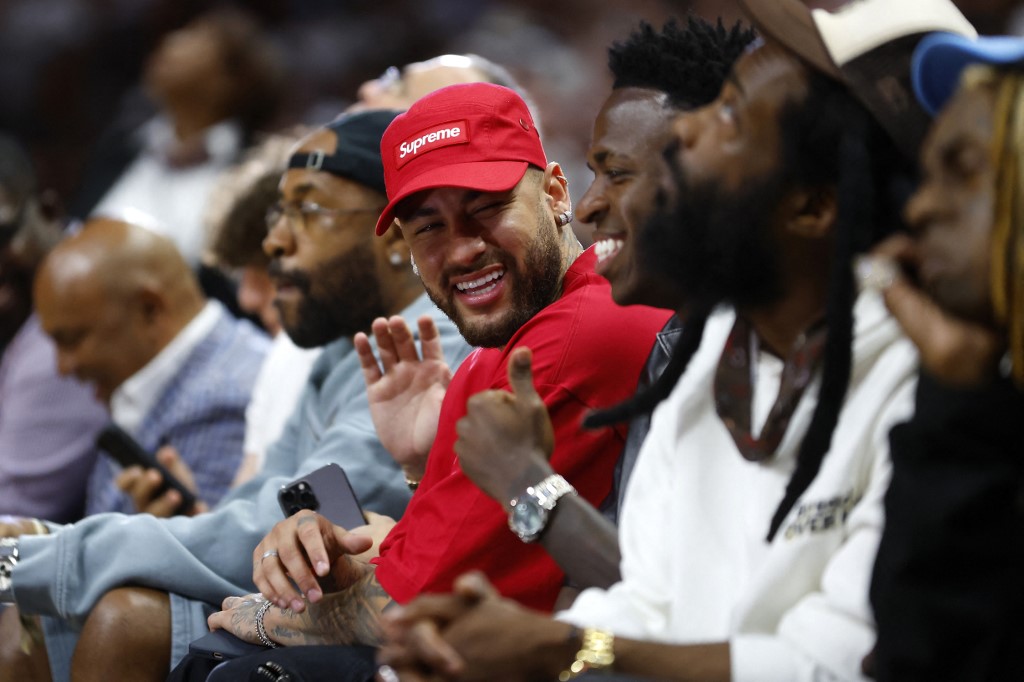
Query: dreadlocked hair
608,16,757,110
979,66,1024,387
765,69,916,541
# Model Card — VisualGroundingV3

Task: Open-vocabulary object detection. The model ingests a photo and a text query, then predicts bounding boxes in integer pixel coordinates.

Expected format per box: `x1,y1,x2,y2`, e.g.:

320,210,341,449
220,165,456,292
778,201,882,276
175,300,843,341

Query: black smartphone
188,629,268,661
95,423,197,515
278,463,366,529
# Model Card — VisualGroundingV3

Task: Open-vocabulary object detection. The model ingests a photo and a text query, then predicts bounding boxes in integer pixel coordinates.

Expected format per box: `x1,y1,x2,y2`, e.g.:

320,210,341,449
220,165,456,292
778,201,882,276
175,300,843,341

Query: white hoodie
561,290,918,682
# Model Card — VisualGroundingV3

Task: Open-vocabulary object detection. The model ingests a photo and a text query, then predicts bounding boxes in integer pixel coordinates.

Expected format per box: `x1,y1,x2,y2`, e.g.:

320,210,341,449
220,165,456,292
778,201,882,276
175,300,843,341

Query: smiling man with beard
266,127,410,352
443,18,757,594
0,110,475,682
199,82,671,681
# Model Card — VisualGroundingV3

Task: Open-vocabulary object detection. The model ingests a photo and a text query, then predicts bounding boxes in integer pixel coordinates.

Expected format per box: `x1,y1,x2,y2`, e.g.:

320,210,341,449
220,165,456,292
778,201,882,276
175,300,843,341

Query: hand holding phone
278,463,366,530
96,424,198,515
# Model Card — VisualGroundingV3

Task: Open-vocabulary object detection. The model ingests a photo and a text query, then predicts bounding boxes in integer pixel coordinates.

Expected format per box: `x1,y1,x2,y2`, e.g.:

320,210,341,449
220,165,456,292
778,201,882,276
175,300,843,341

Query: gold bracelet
558,627,615,680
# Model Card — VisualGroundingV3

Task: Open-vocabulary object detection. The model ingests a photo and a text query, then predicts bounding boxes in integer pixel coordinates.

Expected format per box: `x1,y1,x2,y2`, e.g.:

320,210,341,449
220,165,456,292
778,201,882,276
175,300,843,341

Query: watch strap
528,473,576,511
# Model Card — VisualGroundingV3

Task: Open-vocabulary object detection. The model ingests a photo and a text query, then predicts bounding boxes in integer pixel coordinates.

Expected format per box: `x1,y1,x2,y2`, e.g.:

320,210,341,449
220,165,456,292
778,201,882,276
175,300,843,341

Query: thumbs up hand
455,347,557,508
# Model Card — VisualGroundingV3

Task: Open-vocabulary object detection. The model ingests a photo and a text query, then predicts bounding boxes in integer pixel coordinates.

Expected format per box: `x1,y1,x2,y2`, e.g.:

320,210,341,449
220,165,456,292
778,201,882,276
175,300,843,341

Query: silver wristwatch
508,474,577,543
0,538,19,604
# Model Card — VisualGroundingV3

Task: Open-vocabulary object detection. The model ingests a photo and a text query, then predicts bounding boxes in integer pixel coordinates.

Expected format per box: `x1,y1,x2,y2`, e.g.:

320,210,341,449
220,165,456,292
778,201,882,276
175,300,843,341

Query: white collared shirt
111,301,222,436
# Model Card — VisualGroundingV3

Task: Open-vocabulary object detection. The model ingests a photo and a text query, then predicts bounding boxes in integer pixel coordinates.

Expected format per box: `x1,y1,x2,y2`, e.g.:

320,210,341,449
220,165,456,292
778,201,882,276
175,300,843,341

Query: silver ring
260,549,279,562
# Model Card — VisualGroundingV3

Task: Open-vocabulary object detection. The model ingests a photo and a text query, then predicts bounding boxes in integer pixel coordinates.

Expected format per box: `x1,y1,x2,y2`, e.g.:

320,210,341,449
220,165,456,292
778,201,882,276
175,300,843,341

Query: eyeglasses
265,202,384,233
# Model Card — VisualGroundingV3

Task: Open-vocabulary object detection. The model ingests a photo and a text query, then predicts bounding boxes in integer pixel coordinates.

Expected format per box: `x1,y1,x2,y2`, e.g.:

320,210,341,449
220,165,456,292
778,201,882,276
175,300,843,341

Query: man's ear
783,186,837,239
542,162,571,217
381,225,410,267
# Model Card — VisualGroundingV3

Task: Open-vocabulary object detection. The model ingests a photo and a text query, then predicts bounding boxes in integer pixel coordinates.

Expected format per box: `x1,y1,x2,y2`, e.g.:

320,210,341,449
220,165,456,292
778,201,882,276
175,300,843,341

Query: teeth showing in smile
455,270,504,294
595,238,624,263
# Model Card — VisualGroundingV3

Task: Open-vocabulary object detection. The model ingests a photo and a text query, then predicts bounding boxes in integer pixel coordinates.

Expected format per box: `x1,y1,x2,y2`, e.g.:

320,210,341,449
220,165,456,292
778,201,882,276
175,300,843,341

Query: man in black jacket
869,31,1024,682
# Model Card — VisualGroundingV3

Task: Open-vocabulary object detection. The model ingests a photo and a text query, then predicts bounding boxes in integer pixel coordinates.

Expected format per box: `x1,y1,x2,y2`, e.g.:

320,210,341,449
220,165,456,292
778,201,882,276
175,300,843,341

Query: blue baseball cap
913,32,1024,116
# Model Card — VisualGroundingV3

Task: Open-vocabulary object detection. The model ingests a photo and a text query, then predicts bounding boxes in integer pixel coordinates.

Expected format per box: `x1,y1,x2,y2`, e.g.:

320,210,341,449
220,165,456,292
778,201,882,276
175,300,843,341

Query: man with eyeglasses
0,111,473,682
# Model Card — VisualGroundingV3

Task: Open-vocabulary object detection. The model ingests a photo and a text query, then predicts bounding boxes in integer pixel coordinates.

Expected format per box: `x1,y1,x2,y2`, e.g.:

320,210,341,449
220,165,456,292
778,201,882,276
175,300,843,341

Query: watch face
511,499,546,537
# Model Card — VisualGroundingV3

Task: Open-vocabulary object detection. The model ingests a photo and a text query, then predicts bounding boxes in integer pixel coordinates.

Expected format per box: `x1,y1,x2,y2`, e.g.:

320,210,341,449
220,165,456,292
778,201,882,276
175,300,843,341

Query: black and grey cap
288,109,401,194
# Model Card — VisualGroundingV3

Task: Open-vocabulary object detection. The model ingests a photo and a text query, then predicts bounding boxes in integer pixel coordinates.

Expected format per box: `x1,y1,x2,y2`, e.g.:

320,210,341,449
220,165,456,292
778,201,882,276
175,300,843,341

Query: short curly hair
608,17,757,110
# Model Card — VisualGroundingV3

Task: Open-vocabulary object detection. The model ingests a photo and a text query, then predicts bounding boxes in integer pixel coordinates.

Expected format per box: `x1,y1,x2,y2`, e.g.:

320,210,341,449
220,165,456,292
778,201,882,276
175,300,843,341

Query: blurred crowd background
1,0,1022,230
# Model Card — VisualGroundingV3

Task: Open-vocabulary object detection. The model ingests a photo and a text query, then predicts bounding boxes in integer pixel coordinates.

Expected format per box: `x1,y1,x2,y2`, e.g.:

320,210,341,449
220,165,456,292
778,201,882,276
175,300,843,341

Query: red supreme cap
375,82,547,236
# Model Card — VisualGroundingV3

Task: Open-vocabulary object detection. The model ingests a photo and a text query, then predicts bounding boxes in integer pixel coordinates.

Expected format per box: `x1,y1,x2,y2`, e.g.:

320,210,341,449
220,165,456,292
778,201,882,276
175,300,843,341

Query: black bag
167,644,378,682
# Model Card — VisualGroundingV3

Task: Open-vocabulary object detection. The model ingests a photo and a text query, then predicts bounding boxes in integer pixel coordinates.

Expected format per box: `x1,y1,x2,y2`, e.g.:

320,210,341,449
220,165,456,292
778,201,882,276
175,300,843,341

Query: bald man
34,218,269,516
351,54,525,113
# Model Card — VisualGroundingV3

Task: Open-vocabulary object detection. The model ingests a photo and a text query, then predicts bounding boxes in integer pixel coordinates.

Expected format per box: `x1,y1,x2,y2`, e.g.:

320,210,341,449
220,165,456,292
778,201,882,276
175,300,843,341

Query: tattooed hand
209,573,394,648
207,593,270,645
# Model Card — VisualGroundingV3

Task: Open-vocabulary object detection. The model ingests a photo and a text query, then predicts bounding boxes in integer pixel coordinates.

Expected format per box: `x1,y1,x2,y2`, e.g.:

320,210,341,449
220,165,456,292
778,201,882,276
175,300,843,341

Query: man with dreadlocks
452,17,756,592
868,32,1024,682
374,1,977,681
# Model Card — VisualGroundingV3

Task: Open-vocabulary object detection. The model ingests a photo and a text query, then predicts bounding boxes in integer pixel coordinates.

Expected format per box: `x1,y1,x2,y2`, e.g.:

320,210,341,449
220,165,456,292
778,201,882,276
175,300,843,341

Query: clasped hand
378,571,568,682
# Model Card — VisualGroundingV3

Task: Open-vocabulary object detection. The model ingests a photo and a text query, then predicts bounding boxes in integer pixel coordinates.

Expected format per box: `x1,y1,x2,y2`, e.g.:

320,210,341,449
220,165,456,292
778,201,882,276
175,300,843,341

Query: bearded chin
424,219,564,349
285,241,386,348
426,288,532,348
638,162,785,310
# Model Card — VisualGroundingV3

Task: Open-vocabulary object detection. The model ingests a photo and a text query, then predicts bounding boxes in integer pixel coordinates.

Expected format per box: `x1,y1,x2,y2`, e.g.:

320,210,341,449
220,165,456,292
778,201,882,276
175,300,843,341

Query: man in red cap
201,82,670,677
